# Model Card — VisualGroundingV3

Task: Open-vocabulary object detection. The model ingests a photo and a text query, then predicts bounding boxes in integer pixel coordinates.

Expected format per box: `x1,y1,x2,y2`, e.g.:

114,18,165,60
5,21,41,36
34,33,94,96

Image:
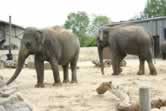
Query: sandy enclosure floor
0,59,166,111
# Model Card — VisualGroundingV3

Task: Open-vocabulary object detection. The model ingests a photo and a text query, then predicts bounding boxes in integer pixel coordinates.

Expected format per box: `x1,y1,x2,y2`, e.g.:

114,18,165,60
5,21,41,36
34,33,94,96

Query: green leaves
144,0,166,18
88,16,111,37
64,12,111,47
64,11,89,37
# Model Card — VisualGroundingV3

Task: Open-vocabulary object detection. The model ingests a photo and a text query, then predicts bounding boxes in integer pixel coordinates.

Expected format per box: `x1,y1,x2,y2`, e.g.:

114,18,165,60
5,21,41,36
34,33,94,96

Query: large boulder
0,76,32,111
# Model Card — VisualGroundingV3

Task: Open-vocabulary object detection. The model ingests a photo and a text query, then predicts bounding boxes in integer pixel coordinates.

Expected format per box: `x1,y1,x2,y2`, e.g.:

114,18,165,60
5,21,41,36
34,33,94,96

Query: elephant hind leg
145,49,157,75
147,59,157,75
70,53,79,83
62,64,69,83
137,57,145,75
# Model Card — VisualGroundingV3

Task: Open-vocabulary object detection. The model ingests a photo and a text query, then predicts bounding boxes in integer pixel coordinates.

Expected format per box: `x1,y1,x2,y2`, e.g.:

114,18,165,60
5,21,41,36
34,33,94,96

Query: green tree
64,11,89,37
64,13,111,47
88,16,111,36
144,0,166,18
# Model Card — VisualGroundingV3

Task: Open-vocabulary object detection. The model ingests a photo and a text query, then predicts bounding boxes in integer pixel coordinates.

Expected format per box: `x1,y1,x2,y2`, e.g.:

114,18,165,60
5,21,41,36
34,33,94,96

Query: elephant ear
99,27,109,41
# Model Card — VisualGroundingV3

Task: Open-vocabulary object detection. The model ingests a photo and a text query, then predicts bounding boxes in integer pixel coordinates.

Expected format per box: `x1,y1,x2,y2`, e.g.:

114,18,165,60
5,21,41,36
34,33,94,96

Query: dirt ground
0,59,166,111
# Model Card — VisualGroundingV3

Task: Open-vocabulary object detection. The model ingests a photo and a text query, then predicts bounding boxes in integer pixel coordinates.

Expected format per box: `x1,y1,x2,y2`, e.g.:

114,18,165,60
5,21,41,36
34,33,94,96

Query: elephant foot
35,83,45,88
63,80,70,83
137,72,144,75
71,80,78,83
112,73,120,76
137,70,145,75
150,70,157,76
53,82,62,86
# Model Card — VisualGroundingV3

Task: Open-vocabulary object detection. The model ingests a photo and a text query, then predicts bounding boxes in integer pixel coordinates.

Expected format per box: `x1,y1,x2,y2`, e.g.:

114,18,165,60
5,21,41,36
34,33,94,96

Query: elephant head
96,26,110,75
7,27,44,85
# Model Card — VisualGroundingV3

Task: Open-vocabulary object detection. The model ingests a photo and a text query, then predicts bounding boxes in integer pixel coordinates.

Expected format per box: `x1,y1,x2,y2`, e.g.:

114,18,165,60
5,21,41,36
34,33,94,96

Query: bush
79,36,96,47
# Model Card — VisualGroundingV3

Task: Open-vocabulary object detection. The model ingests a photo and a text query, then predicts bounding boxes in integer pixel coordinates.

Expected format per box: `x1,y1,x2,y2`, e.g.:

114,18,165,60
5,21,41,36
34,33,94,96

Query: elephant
97,25,157,75
160,41,166,59
6,26,80,88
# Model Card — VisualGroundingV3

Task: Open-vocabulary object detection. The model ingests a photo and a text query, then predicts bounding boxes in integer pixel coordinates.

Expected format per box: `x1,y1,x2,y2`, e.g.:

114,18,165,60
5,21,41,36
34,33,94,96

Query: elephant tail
150,33,156,64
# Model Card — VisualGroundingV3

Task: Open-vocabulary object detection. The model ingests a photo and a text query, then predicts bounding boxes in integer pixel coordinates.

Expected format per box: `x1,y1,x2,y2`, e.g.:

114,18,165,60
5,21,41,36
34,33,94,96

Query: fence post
139,87,151,111
7,16,13,60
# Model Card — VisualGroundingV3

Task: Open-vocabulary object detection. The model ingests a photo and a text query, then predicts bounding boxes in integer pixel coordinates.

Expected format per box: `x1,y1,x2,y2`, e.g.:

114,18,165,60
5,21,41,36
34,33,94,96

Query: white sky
0,0,147,28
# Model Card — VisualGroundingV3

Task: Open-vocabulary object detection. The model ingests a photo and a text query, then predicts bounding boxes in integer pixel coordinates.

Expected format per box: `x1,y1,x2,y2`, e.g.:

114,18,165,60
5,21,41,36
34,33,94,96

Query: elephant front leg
35,56,45,88
62,64,69,83
137,58,145,75
50,59,61,86
112,59,120,75
111,55,122,75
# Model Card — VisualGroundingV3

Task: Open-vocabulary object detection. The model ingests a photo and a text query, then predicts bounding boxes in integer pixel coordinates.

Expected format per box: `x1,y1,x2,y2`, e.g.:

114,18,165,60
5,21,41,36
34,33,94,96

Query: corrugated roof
107,16,166,27
0,20,24,30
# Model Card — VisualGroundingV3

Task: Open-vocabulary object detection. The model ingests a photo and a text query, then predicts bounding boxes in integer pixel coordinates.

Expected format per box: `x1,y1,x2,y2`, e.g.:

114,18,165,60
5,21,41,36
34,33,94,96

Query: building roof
107,16,166,27
0,20,24,30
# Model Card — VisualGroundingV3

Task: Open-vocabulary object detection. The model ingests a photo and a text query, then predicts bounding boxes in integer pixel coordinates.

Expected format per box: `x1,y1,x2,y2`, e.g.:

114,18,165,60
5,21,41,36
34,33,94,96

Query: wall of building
0,24,24,49
133,19,166,43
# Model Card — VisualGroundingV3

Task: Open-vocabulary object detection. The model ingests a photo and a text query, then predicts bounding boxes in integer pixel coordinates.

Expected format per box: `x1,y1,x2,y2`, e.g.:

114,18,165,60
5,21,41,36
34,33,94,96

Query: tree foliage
64,11,89,37
64,12,111,47
88,16,111,36
144,0,166,18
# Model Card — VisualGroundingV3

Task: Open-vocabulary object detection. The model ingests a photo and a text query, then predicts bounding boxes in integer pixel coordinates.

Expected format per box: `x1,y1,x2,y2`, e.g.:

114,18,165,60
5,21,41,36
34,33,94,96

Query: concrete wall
0,47,98,63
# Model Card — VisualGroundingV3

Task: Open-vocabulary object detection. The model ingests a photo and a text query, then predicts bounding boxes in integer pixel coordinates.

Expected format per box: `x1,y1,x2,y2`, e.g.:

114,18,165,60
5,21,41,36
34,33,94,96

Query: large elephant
7,26,80,88
160,41,166,59
97,25,157,75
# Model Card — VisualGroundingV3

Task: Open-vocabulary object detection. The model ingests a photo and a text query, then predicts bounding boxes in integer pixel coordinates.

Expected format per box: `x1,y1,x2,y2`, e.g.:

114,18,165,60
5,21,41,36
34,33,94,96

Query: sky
0,0,147,28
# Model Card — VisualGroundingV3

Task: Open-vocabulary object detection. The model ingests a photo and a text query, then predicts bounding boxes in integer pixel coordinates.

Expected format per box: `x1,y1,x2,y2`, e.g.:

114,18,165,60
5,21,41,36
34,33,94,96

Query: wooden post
139,87,151,111
7,16,13,60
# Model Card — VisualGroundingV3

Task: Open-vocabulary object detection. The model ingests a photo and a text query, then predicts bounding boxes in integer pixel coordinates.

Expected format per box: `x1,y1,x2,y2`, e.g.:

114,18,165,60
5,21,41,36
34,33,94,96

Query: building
0,20,24,50
103,16,166,58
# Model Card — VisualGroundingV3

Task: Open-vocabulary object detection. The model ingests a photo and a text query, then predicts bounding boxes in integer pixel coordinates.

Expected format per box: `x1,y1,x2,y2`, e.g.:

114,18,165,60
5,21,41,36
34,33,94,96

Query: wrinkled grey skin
97,25,157,75
160,41,166,59
7,26,80,88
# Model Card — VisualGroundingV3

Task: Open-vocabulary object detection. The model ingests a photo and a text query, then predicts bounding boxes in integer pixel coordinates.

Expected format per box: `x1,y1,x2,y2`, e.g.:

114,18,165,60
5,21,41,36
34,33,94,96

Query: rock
0,82,32,111
0,79,5,88
151,108,160,111
0,106,5,111
0,85,17,98
151,98,166,108
4,102,32,111
92,59,127,67
0,93,32,111
96,81,112,94
160,107,166,111
116,103,140,111
0,61,4,69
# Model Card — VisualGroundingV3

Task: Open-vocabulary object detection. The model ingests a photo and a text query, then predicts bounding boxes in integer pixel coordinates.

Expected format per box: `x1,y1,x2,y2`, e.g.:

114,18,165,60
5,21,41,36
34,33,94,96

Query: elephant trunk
6,48,29,85
98,46,104,75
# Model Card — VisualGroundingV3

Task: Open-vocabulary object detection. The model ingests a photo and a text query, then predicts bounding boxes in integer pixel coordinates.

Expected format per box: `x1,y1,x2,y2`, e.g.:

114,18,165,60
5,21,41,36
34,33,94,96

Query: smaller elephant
160,41,166,59
6,26,80,88
97,25,157,75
